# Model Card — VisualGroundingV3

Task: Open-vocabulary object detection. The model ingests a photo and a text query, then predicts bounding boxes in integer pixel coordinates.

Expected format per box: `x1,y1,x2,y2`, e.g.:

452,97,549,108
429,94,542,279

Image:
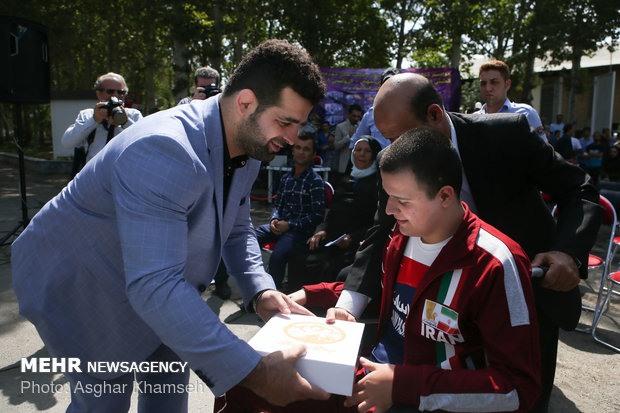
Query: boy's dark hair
409,79,444,123
297,131,316,152
479,60,511,81
224,39,325,108
379,128,462,198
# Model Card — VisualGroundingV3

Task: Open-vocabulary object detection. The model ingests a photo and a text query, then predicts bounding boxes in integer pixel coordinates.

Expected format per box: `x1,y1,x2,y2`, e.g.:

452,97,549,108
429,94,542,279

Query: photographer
62,72,143,167
177,66,221,105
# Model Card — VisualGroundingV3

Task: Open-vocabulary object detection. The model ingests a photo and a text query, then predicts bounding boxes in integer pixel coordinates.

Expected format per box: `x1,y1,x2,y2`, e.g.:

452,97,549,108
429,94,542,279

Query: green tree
543,0,620,123
379,0,426,69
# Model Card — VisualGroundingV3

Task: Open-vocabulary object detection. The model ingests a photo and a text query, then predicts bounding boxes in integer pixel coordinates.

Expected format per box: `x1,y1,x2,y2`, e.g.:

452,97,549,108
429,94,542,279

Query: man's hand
240,345,330,406
335,234,352,250
255,289,314,322
531,250,580,291
308,230,326,250
93,102,108,123
275,220,290,234
344,357,394,413
269,219,290,236
192,87,208,100
325,307,356,323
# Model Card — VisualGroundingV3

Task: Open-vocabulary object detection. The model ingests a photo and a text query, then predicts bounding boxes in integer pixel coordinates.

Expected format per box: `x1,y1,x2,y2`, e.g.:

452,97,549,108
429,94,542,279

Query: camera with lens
104,96,128,125
197,83,221,98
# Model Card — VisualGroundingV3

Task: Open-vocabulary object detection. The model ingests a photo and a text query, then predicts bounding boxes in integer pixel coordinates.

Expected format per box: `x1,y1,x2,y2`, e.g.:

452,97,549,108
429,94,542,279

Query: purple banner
316,67,461,126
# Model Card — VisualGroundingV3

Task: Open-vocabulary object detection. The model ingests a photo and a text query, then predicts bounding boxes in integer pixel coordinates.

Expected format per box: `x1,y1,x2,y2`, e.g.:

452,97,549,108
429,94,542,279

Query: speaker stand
1,103,29,246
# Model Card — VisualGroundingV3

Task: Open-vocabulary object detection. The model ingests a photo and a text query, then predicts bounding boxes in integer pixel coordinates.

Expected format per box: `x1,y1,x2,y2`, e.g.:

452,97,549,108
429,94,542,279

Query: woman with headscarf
287,136,382,291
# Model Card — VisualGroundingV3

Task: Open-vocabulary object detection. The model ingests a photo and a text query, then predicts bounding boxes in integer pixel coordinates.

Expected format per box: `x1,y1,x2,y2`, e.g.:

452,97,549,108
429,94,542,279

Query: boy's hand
288,289,307,306
325,307,356,323
344,357,394,413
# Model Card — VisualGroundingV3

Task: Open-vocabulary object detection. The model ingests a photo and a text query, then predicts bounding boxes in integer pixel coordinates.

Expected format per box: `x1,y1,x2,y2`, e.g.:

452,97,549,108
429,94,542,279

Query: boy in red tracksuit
217,127,541,413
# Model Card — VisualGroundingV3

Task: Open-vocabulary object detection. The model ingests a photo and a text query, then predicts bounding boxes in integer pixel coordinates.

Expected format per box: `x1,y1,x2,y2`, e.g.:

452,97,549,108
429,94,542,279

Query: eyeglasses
98,88,127,96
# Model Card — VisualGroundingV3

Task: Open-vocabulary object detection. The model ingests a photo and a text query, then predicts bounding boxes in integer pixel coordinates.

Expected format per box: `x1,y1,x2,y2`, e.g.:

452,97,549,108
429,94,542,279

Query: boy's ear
438,185,456,205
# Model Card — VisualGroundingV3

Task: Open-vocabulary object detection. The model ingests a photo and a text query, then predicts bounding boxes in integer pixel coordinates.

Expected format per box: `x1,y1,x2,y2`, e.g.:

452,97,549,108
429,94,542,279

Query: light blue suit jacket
12,96,276,395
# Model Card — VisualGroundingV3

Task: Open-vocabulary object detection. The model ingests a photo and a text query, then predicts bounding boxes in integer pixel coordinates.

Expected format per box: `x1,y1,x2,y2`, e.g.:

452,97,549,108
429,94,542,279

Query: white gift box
248,313,365,396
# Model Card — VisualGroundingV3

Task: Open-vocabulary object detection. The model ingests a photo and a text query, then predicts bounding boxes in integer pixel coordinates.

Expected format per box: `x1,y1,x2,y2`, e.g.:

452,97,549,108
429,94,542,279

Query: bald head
373,73,449,141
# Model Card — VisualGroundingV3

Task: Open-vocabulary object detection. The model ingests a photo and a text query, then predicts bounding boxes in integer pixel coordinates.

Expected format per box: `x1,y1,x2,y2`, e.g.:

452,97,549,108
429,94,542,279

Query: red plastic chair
592,270,620,352
552,196,616,315
324,181,334,209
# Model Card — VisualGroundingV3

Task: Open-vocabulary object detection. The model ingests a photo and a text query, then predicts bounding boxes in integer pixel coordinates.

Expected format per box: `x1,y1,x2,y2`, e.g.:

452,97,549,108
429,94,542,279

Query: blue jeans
255,224,308,288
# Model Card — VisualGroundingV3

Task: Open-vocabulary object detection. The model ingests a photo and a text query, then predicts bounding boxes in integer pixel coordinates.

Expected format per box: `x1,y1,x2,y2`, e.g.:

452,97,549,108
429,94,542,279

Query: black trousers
529,309,559,413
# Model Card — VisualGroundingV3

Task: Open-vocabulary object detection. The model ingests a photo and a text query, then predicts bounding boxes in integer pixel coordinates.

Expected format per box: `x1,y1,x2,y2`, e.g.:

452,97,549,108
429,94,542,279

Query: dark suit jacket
344,112,603,330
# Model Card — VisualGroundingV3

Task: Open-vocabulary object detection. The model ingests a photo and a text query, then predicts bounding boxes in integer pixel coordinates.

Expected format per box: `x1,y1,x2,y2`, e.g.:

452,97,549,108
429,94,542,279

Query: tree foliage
0,0,618,147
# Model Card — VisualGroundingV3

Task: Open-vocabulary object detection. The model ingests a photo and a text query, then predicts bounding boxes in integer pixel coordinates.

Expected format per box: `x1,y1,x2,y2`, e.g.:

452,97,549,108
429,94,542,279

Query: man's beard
236,111,288,162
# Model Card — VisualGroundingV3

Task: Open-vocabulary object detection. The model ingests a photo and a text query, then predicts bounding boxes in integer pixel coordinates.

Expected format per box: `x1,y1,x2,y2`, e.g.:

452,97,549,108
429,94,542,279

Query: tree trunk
172,38,189,104
233,2,245,65
395,3,407,69
449,33,461,68
566,47,582,124
520,45,537,104
211,1,224,73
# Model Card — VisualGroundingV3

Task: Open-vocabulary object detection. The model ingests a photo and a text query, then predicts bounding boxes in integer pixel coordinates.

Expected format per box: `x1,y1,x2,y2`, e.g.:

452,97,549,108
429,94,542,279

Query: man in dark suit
328,73,602,412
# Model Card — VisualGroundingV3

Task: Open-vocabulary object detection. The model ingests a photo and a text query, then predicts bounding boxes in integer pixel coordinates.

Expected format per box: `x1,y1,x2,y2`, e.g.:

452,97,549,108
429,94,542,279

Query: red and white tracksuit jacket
305,205,541,412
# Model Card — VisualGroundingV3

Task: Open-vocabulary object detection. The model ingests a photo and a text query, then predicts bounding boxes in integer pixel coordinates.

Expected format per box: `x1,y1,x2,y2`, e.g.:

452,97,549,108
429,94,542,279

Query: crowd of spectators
545,120,619,184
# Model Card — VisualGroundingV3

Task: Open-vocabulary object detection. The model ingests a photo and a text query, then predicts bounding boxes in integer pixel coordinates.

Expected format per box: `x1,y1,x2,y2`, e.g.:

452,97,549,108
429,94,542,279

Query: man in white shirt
476,60,547,142
62,72,143,169
550,114,565,136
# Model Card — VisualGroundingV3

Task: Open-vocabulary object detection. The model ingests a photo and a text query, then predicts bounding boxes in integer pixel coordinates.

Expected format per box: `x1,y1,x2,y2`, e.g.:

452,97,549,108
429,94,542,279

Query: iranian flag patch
422,299,460,335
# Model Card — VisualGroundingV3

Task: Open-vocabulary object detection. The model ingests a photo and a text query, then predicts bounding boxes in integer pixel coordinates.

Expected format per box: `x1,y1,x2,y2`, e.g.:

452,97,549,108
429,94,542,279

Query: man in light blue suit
12,40,329,412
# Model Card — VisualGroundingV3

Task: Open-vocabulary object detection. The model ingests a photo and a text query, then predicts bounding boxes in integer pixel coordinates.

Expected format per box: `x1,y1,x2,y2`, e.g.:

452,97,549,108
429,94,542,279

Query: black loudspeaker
0,16,50,103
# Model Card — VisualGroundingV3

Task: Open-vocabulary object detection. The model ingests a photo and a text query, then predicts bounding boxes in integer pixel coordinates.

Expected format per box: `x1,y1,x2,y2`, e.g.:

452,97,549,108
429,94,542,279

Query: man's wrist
240,357,265,390
251,289,270,313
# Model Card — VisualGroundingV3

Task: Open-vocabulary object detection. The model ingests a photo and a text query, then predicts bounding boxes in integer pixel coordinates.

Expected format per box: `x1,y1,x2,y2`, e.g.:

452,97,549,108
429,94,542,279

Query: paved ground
1,161,619,412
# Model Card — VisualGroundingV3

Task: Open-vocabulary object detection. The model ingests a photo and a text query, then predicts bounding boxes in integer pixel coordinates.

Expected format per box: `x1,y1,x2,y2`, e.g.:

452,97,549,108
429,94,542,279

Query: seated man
220,127,541,412
255,132,325,289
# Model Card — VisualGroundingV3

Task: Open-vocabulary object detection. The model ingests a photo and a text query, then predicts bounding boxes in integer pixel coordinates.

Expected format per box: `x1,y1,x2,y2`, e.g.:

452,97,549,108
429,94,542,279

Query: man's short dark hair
479,60,510,81
563,123,573,134
224,39,325,108
379,128,462,198
409,79,444,122
194,66,220,86
297,131,316,152
348,104,362,113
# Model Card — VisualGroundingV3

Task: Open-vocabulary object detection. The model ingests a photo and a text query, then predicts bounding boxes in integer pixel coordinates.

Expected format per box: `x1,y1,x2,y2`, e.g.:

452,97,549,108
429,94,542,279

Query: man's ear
426,104,444,124
505,78,512,92
236,89,259,117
